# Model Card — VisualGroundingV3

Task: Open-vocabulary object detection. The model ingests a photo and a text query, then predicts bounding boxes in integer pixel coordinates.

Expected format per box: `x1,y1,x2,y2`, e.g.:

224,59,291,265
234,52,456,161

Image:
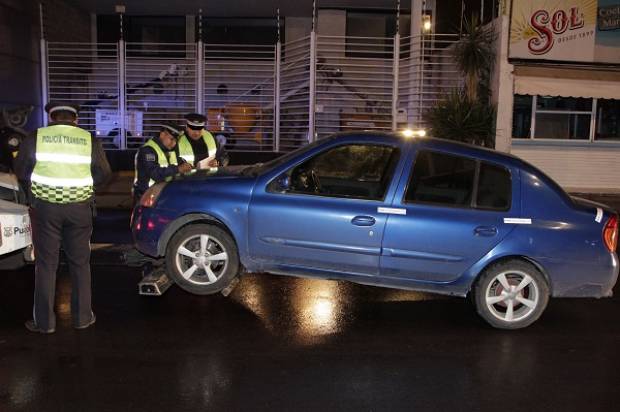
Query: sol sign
509,0,620,64
528,7,585,54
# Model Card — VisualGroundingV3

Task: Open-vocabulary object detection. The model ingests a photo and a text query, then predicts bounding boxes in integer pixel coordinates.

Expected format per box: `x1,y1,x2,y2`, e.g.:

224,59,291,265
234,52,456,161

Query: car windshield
241,137,335,176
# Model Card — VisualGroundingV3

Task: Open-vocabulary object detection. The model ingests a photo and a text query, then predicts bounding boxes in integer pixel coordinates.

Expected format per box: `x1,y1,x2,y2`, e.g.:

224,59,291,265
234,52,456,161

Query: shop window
511,95,616,141
596,99,620,140
536,96,592,111
512,95,532,139
534,113,591,140
534,96,592,140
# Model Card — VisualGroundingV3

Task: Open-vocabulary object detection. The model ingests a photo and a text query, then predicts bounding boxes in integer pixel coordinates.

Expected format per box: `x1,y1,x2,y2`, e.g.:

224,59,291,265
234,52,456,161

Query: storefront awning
514,66,620,99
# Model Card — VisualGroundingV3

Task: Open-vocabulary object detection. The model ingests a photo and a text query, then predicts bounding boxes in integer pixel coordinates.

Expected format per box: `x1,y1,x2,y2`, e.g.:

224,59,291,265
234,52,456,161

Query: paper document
197,156,216,170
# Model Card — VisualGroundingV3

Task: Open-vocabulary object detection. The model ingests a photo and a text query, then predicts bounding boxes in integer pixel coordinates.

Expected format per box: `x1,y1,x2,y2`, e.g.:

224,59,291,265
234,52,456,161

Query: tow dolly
125,249,239,297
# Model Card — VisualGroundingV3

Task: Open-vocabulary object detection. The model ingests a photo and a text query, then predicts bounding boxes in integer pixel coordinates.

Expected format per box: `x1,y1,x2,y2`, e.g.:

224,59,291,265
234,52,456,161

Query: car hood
172,165,258,181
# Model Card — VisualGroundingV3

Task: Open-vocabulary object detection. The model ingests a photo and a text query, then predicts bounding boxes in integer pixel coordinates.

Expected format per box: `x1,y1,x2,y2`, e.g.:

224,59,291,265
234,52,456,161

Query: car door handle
474,226,498,237
351,215,376,226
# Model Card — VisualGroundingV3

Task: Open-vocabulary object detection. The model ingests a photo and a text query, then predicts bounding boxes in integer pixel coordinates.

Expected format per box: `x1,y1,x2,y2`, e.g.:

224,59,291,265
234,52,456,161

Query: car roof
334,132,568,197
332,131,527,169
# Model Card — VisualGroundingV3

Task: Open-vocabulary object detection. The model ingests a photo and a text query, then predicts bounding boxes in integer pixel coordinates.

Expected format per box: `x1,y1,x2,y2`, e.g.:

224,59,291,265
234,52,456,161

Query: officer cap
45,101,80,115
159,122,182,138
185,113,206,130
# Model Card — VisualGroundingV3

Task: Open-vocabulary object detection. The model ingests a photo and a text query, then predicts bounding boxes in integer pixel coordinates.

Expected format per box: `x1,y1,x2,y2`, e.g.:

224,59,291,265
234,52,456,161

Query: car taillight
140,183,166,208
603,214,618,252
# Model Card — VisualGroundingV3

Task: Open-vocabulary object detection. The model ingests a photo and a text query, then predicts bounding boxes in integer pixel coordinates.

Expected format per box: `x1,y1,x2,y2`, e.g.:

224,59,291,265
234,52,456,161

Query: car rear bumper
556,252,619,298
131,206,168,257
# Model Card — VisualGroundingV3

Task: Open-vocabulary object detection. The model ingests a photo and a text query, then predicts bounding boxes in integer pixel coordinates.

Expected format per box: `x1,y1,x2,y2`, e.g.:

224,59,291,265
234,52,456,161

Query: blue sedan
132,133,619,329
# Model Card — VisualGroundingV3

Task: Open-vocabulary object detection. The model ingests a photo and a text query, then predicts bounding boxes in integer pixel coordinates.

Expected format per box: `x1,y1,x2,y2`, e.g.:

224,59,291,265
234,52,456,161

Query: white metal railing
399,34,461,129
46,42,121,149
124,43,198,149
204,43,276,152
44,34,461,152
279,35,312,151
315,35,394,140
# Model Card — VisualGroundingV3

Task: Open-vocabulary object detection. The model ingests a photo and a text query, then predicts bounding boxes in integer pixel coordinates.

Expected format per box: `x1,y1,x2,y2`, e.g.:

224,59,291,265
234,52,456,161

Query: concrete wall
0,0,41,129
490,14,513,153
42,0,91,42
0,0,92,130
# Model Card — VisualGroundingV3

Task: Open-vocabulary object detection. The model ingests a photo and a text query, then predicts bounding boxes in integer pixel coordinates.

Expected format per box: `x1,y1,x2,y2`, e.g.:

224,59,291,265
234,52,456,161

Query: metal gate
315,35,394,140
279,36,312,151
44,34,461,152
204,43,276,152
46,42,121,149
124,42,198,149
399,34,461,128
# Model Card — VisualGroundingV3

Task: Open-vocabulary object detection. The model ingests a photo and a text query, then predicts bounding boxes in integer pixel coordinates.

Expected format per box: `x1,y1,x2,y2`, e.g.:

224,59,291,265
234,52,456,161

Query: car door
380,148,519,283
248,141,403,277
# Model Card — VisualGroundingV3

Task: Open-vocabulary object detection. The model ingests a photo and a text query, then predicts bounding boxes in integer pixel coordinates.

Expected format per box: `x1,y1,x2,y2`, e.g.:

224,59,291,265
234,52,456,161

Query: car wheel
165,224,239,295
474,260,549,330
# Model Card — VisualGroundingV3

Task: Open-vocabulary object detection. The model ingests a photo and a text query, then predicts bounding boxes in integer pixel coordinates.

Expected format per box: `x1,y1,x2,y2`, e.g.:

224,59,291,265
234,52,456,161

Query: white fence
43,33,460,151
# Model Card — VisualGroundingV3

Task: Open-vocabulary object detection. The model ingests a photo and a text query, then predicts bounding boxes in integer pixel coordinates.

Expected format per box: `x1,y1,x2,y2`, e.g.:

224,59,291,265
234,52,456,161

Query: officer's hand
178,163,193,173
206,158,219,167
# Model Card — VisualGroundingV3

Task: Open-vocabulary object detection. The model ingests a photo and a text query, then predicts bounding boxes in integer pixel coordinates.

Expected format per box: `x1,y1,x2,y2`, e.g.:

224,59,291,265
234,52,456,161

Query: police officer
132,122,192,204
177,113,229,168
15,101,111,334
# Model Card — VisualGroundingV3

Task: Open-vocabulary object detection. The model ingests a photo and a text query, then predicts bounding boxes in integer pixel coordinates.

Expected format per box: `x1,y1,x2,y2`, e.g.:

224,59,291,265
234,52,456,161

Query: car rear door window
475,162,511,210
280,144,400,201
405,151,476,207
405,150,511,210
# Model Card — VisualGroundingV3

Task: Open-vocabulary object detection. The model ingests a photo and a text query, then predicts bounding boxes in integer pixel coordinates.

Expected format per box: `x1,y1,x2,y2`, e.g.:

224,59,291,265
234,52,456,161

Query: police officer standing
177,113,229,168
132,122,192,204
15,101,111,334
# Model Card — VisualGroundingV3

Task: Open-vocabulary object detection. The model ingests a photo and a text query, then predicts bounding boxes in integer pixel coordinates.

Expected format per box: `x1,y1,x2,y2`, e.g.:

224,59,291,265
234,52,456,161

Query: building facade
495,0,620,192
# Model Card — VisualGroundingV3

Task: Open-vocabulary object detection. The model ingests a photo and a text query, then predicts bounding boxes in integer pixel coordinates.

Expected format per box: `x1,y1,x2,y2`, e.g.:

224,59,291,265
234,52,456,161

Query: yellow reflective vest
31,124,93,203
177,130,217,167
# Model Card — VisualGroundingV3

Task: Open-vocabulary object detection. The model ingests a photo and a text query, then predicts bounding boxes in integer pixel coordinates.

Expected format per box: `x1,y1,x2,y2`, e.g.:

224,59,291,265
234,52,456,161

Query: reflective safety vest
31,124,93,204
177,130,217,166
134,138,178,188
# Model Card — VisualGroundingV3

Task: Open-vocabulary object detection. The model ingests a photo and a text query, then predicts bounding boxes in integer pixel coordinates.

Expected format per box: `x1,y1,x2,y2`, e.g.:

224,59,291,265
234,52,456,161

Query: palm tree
453,15,496,104
426,90,495,147
425,15,497,147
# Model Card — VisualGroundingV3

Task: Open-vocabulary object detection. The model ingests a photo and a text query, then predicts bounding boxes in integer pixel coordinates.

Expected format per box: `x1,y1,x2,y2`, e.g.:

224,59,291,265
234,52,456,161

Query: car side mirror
274,174,291,193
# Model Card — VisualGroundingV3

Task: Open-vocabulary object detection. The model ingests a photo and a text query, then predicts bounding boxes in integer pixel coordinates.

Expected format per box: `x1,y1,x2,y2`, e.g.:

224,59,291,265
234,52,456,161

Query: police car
0,172,33,269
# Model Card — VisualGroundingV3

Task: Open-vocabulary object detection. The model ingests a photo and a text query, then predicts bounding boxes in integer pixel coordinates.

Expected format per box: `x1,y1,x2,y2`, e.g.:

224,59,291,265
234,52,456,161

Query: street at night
2,0,620,410
1,201,620,412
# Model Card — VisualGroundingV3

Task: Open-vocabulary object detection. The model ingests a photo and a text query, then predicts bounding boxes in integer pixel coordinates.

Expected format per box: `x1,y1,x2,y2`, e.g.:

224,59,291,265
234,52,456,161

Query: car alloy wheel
484,270,539,323
474,259,549,329
174,234,229,286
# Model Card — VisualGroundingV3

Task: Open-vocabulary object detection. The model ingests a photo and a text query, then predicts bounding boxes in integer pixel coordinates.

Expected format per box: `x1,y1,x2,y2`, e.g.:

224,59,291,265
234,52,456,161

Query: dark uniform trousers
30,199,93,331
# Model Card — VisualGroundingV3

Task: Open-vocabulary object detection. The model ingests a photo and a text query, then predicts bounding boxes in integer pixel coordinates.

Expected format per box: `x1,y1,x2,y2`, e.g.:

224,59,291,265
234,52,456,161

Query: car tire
474,259,549,330
165,224,239,295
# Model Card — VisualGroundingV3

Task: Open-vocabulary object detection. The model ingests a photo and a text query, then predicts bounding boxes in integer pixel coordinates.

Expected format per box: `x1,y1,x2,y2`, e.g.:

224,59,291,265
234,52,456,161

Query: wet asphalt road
1,200,620,412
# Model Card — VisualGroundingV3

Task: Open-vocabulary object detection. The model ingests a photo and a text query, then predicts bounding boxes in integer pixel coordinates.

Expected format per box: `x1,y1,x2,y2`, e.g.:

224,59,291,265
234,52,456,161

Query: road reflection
232,273,440,342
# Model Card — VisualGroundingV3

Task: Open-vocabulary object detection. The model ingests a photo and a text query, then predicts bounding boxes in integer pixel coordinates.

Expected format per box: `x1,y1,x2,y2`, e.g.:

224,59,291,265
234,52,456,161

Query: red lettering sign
527,6,585,55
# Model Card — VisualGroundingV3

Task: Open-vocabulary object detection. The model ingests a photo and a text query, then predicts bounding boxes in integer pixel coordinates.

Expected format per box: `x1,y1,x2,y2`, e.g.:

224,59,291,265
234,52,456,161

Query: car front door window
274,144,399,201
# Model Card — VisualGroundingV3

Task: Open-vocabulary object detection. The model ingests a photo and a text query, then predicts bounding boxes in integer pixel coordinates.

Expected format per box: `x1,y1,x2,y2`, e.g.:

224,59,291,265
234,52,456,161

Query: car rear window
476,162,511,210
405,150,511,211
405,151,476,207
